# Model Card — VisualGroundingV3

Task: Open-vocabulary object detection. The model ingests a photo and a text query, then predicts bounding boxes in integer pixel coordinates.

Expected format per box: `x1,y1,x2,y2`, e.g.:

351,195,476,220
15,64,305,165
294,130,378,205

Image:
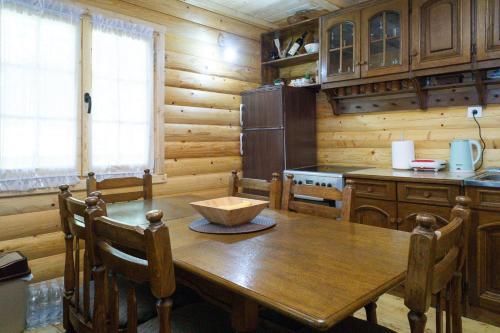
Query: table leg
232,296,259,332
364,300,378,324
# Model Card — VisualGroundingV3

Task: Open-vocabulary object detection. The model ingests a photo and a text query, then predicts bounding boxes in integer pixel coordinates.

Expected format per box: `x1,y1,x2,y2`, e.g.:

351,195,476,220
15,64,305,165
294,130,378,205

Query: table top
108,196,411,330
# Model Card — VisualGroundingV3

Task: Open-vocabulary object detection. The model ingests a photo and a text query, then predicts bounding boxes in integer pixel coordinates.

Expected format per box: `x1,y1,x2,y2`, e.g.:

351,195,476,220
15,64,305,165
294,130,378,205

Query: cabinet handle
423,191,432,198
411,51,419,57
367,186,374,193
359,60,368,65
240,133,244,156
239,104,244,126
390,217,400,225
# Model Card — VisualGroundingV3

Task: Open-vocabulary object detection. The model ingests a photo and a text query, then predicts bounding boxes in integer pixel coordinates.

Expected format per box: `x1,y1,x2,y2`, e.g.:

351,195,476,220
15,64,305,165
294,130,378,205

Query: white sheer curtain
90,14,154,179
0,0,82,191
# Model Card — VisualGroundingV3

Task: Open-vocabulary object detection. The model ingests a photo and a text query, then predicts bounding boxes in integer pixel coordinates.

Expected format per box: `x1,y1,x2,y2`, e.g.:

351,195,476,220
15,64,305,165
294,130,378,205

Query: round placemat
189,215,276,234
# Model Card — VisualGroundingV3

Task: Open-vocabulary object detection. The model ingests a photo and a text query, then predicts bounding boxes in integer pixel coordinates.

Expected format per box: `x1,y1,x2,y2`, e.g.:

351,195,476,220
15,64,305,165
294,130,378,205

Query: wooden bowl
190,196,269,227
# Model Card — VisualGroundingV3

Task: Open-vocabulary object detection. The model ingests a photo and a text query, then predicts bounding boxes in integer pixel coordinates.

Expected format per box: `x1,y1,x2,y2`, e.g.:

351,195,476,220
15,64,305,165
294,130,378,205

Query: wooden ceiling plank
180,0,279,29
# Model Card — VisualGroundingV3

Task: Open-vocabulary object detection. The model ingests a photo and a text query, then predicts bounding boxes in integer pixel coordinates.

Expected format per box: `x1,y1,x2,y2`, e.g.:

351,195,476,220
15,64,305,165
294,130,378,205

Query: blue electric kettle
449,139,482,172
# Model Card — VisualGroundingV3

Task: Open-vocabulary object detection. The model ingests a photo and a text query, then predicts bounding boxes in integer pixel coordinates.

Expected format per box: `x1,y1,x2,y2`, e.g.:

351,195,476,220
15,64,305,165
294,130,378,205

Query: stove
283,165,370,206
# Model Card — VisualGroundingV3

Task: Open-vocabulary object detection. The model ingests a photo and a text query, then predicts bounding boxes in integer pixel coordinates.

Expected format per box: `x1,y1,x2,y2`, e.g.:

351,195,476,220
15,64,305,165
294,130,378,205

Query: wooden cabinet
411,0,471,70
466,186,500,314
477,222,500,313
476,0,500,61
360,0,409,77
348,177,456,232
321,11,361,82
352,197,397,229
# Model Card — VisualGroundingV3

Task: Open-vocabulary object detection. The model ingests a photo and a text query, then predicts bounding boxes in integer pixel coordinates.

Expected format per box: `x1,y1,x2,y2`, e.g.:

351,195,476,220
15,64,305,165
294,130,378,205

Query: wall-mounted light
223,47,237,62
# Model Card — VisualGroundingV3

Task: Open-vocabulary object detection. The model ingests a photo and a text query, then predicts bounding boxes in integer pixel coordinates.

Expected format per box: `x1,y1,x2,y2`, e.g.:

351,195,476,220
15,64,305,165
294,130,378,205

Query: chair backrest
85,196,175,333
404,196,471,333
86,169,153,204
57,186,107,332
228,170,282,209
281,174,355,220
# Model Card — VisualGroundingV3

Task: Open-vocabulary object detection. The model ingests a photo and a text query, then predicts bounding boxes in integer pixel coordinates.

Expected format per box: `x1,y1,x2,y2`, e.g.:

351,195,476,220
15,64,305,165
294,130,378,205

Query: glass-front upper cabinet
320,11,360,83
361,0,409,77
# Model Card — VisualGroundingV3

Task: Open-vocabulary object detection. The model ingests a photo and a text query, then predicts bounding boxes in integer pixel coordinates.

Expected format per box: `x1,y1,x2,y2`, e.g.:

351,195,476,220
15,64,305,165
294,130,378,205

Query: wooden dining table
107,195,411,332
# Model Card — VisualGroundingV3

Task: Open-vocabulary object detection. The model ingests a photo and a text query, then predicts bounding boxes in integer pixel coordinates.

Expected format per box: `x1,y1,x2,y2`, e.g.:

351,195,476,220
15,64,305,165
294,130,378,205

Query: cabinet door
477,222,500,313
477,0,500,61
242,129,284,181
242,88,283,129
321,11,361,83
397,202,451,232
360,0,409,77
352,198,398,229
411,0,471,70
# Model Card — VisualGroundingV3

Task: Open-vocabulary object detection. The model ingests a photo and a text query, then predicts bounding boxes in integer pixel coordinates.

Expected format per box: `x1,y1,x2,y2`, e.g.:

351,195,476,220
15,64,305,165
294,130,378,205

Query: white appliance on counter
409,159,448,172
283,165,370,208
392,140,415,170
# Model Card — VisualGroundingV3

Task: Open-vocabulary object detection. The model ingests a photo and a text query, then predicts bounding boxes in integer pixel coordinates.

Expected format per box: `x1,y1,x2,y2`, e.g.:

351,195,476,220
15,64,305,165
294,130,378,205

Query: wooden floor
25,294,500,333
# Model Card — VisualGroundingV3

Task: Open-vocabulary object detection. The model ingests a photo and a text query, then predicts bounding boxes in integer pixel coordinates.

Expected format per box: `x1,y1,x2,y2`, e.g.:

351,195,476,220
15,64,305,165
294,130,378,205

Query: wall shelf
262,52,319,68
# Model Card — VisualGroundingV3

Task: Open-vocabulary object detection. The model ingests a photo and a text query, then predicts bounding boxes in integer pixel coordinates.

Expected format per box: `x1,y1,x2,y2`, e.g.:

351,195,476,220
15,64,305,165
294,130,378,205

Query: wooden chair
58,186,156,333
281,174,354,220
86,169,153,203
85,198,233,333
229,170,282,209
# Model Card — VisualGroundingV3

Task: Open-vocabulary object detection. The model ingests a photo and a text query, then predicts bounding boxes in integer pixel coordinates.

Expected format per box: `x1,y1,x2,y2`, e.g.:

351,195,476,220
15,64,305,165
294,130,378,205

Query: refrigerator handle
239,104,244,126
240,133,244,156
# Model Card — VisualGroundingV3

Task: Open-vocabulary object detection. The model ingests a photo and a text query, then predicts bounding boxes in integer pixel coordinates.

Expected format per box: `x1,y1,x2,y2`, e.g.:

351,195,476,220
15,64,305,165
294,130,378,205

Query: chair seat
298,316,396,333
80,279,201,328
138,302,234,333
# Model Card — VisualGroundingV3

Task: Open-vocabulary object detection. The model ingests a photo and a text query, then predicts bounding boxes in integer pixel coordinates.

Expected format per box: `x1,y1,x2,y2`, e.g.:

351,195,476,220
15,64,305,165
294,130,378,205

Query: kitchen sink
465,168,500,188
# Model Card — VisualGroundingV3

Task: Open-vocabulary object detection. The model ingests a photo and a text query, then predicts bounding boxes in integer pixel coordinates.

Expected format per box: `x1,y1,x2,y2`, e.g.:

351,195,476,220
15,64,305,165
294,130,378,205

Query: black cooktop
289,165,370,174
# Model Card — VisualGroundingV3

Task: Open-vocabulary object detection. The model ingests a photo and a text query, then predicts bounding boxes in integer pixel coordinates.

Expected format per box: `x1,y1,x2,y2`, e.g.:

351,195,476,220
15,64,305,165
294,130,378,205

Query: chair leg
408,310,427,333
158,297,173,333
451,273,463,333
364,301,378,324
436,291,443,333
445,285,451,333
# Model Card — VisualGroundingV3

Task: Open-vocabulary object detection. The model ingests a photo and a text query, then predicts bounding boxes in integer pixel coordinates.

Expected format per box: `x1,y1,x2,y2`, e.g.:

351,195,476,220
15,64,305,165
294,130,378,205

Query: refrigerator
240,85,317,181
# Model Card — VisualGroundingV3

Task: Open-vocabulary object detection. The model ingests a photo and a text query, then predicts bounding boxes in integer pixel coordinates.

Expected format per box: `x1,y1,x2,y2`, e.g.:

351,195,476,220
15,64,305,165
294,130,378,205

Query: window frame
0,4,166,197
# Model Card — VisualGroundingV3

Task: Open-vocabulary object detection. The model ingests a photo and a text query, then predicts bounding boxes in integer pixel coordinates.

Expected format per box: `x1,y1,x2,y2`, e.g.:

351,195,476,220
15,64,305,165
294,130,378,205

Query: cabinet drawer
348,178,396,200
466,187,500,212
397,182,460,206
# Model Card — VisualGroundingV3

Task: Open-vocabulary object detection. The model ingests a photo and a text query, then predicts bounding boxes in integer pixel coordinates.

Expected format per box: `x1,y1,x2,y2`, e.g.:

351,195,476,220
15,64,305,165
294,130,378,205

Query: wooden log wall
0,0,264,282
316,92,500,168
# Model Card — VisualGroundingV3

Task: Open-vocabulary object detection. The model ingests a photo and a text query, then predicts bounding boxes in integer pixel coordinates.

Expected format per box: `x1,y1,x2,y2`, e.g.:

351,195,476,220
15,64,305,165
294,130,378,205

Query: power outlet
467,106,483,118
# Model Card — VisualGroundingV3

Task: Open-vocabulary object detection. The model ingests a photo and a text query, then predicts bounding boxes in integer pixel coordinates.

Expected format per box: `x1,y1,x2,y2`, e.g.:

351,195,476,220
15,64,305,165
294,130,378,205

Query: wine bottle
287,31,307,57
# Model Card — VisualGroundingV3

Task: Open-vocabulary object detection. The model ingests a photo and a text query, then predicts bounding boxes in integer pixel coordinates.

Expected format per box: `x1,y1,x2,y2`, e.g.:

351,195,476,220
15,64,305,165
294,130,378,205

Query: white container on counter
392,140,415,170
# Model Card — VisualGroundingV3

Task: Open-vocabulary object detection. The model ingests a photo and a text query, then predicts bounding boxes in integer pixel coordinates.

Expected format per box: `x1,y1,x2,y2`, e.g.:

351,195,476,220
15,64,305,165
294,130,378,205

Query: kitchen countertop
345,168,477,185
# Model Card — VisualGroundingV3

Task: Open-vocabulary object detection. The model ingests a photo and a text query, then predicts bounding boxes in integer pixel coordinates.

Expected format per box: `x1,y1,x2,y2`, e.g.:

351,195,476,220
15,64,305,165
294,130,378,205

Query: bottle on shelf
287,31,308,57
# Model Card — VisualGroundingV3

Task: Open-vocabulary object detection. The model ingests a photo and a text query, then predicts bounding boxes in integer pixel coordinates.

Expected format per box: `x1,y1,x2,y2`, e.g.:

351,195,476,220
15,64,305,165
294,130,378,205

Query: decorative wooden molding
412,78,428,111
324,89,340,115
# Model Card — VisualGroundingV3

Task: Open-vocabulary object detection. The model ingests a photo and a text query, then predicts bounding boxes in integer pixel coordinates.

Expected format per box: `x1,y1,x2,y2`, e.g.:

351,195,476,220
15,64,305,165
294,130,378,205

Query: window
89,14,154,177
0,0,82,191
0,0,164,192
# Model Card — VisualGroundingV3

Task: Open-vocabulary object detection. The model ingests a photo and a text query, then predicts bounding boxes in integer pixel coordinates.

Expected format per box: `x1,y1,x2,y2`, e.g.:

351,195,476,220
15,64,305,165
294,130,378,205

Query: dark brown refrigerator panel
242,87,283,129
284,87,317,169
242,129,284,181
